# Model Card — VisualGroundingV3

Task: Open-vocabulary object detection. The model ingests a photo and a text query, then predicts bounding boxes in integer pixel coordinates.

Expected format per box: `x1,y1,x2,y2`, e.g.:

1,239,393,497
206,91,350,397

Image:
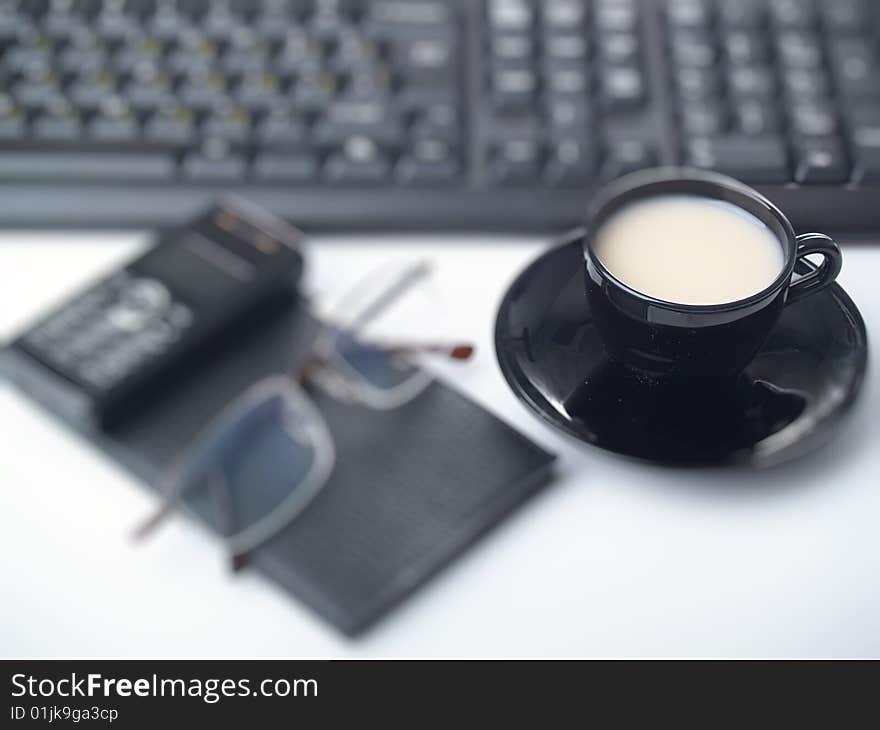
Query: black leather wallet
2,298,556,635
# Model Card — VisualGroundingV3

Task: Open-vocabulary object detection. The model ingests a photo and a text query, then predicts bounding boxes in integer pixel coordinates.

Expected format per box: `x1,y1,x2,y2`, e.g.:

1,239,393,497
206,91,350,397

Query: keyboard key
203,6,241,43
253,154,320,183
850,108,880,184
145,106,196,145
718,0,765,28
396,158,460,184
488,0,534,32
314,102,404,146
595,0,639,32
822,0,868,33
4,39,53,76
113,37,163,76
57,37,107,75
847,103,880,129
0,11,26,42
201,107,251,144
490,139,541,185
397,138,460,184
307,0,357,37
790,103,838,137
325,136,392,183
685,136,790,182
547,34,590,63
601,139,657,179
324,155,391,186
849,107,880,180
667,0,712,30
733,99,780,135
125,72,174,112
546,98,591,134
597,33,638,65
274,32,323,75
490,33,534,61
182,152,246,182
367,1,453,37
723,31,770,66
256,111,309,150
96,8,140,42
0,152,175,182
32,103,82,142
412,138,457,163
0,95,25,140
675,67,720,101
830,38,880,98
411,103,460,142
851,149,880,184
769,0,817,29
681,102,726,135
178,73,230,110
782,69,831,99
729,66,776,97
397,85,457,110
333,32,382,71
348,66,395,99
671,32,716,67
235,73,284,111
149,7,192,42
293,71,339,110
12,72,62,112
777,32,823,69
542,0,587,29
492,67,538,110
89,98,139,142
546,67,589,96
602,67,645,110
254,9,299,42
222,45,271,77
794,139,849,184
391,36,456,71
544,139,594,186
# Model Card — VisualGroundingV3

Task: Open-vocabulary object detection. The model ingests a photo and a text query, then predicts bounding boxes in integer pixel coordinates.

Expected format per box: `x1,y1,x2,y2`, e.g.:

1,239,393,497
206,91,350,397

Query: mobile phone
2,197,304,428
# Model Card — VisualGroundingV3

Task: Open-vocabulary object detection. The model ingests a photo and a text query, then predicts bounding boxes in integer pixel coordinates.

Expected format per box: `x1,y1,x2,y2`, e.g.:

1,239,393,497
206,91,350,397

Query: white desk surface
1,230,878,658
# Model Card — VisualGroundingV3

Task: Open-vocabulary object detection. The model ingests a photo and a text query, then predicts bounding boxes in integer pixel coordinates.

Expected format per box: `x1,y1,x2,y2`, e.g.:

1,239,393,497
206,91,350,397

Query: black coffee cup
583,168,843,378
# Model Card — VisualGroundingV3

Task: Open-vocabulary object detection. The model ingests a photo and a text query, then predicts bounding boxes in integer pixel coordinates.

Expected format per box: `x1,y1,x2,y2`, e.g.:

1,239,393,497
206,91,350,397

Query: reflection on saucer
563,366,806,464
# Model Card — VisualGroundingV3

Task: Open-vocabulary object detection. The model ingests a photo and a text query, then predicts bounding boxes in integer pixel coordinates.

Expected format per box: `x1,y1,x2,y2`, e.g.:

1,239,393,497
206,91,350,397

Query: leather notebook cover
3,299,556,635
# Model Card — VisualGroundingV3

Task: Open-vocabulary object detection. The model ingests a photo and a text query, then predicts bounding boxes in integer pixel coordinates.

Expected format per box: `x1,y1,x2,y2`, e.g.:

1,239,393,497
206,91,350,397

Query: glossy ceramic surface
583,169,843,377
495,234,868,466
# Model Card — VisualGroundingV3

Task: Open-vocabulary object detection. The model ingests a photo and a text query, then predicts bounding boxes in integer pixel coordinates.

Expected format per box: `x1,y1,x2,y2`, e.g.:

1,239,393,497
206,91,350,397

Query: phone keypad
22,271,193,391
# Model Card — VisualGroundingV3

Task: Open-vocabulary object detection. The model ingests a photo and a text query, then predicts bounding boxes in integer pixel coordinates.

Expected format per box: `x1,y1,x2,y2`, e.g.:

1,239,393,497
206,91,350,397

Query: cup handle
786,232,842,306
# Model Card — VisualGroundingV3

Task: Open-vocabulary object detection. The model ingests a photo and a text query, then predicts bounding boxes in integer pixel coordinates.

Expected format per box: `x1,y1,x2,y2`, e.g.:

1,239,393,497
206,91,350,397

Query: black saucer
495,232,869,466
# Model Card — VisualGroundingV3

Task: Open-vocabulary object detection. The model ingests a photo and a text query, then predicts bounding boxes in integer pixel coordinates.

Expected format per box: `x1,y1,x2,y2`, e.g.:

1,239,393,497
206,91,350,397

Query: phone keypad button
22,272,194,393
168,303,194,329
125,277,172,311
107,303,152,333
141,321,176,353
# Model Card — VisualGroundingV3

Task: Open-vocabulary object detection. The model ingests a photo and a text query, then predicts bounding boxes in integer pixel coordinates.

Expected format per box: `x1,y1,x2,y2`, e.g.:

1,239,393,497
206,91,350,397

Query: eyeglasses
133,260,474,570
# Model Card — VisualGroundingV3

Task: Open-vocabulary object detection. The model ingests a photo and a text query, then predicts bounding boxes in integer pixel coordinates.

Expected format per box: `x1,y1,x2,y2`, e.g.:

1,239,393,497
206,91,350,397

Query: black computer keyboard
1,0,880,232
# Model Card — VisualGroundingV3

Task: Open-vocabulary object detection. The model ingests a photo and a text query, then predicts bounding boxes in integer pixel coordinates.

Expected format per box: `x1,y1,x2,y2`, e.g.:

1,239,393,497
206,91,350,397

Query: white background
1,230,878,658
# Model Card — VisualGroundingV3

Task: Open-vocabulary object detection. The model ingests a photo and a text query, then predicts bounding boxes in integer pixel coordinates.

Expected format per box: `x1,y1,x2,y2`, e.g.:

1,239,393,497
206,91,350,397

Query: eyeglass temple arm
290,261,435,381
131,498,176,541
326,261,432,342
131,460,206,541
368,342,475,360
